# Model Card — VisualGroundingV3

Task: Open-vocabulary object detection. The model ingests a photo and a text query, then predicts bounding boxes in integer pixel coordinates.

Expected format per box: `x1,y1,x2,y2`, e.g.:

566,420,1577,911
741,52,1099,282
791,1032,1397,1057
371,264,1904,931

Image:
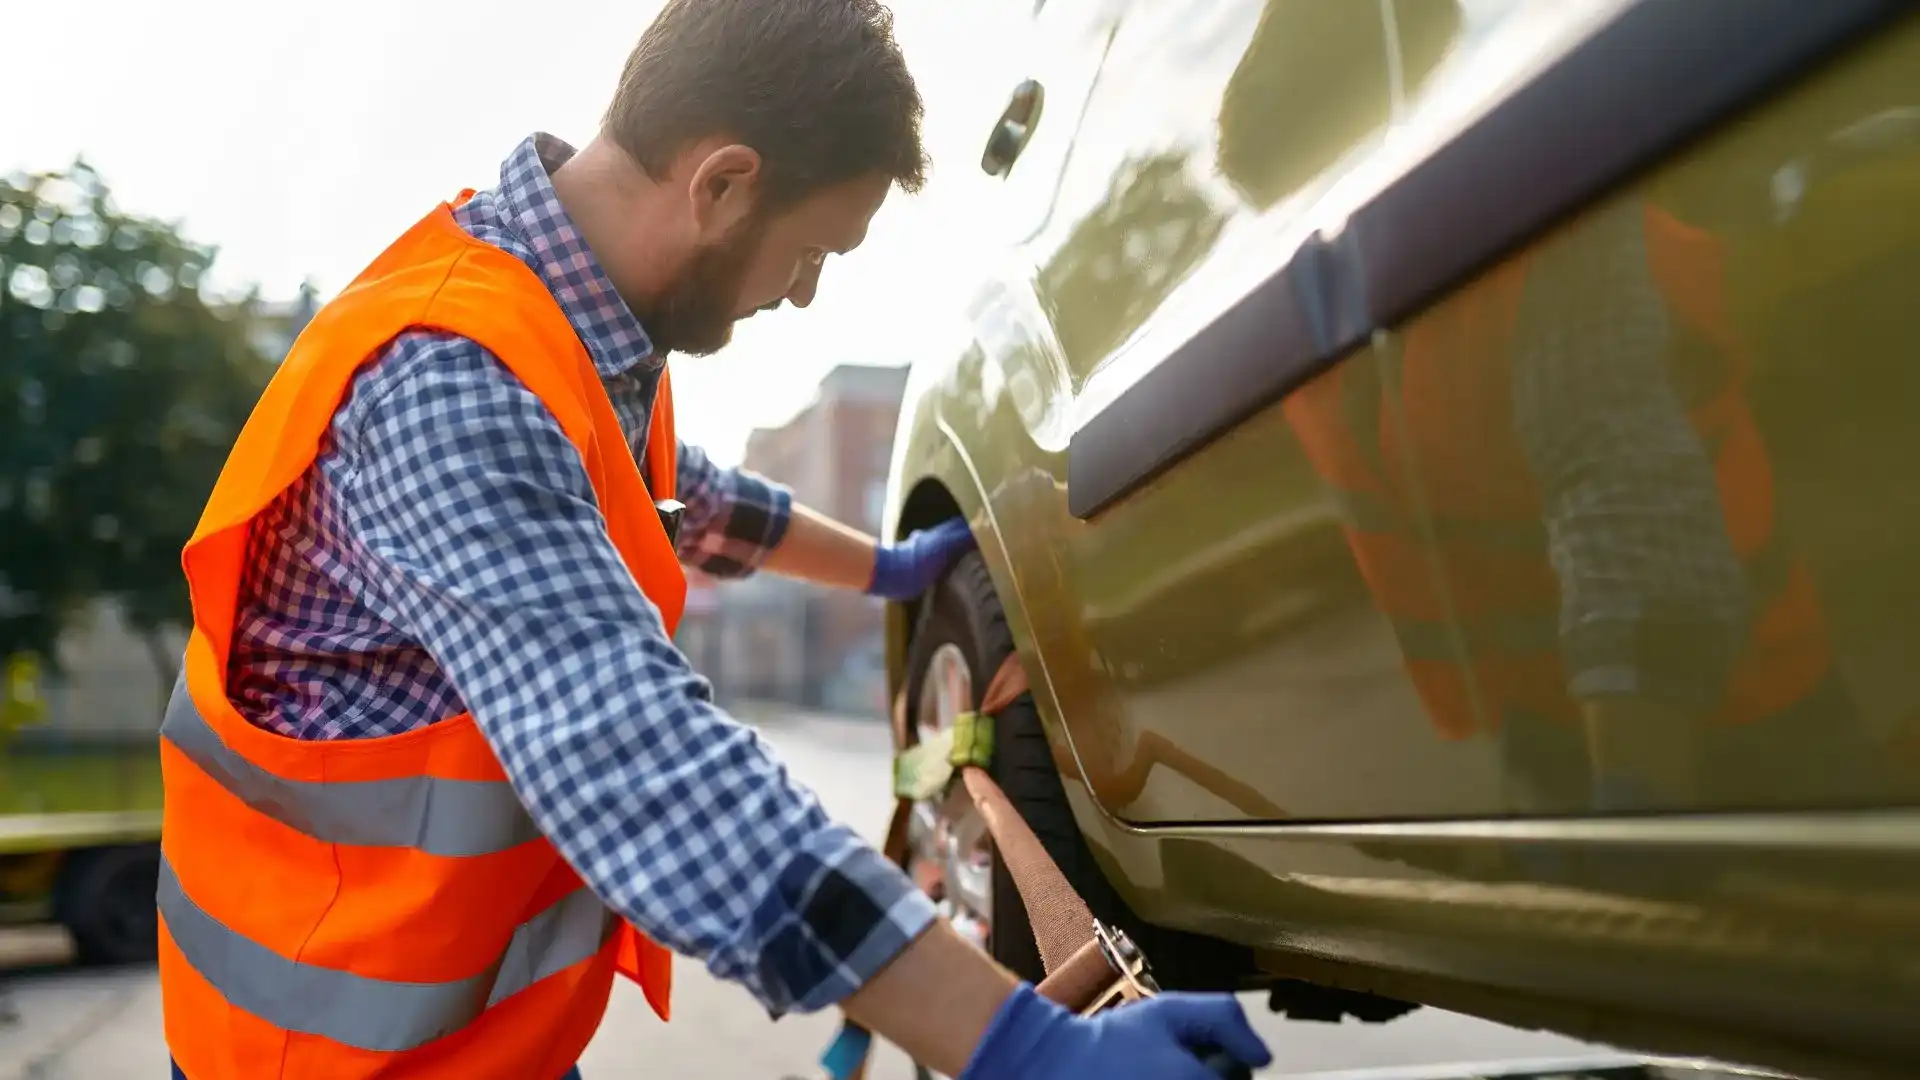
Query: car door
1370,0,1920,816
1045,0,1711,827
1041,0,1920,825
963,0,1422,824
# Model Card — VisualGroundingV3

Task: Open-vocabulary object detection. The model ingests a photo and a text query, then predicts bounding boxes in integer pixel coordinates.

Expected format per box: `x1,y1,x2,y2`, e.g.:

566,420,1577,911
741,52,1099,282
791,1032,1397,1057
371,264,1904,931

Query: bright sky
10,0,1029,466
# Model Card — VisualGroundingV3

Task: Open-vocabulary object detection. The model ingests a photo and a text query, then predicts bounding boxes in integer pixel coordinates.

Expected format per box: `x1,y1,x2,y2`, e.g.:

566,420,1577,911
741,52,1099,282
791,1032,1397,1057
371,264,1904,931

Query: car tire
53,843,161,967
902,551,1246,992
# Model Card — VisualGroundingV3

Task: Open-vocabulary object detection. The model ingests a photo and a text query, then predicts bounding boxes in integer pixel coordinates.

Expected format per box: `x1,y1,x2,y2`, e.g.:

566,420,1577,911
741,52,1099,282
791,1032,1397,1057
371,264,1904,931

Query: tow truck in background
1,649,163,968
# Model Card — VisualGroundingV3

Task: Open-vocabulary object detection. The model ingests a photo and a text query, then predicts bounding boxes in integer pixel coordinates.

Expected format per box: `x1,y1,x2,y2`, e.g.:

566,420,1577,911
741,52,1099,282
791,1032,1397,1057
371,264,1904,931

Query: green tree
0,160,270,688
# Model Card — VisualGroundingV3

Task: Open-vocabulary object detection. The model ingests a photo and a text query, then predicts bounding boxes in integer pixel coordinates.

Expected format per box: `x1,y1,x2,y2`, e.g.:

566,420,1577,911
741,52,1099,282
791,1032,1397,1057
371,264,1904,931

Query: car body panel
882,0,1920,1072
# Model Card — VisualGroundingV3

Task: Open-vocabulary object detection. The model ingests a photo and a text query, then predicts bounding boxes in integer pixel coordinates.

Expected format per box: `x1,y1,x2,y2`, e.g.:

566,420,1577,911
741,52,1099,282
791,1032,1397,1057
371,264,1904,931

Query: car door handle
981,78,1046,177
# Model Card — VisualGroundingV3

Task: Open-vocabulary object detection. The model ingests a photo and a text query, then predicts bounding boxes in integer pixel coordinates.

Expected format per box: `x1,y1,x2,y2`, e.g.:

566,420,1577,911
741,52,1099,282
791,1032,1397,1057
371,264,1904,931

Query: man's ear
687,144,763,241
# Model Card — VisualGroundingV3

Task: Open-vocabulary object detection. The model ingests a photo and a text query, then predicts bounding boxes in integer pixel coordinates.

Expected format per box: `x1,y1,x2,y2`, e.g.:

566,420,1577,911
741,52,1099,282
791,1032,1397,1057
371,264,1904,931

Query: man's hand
963,984,1272,1080
868,517,976,601
840,921,1270,1079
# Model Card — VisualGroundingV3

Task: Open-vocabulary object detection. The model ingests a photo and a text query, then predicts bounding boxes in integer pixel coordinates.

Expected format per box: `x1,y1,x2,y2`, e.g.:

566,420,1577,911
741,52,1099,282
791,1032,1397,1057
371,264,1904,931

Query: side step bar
1286,1054,1799,1079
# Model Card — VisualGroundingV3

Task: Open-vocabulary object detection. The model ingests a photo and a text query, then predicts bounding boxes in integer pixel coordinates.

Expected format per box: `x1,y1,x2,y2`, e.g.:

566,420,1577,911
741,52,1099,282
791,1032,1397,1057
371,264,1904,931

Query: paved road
0,708,1615,1079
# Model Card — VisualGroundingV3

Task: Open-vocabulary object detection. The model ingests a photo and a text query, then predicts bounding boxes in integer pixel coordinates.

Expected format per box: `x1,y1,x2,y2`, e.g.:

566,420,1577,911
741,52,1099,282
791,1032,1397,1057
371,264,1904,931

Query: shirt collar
493,133,659,379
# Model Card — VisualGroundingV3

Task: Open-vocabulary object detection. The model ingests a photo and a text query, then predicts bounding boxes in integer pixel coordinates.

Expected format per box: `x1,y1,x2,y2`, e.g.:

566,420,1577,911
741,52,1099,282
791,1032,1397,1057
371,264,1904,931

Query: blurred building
706,363,909,715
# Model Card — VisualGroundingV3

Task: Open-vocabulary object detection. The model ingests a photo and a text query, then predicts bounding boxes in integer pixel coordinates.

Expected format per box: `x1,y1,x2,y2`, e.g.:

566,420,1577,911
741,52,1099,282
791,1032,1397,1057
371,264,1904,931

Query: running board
1284,1055,1797,1079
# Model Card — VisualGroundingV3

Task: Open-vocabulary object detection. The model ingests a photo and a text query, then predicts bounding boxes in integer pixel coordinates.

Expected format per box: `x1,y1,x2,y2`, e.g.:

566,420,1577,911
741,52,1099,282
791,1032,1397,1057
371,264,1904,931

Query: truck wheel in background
899,551,1247,992
53,843,160,966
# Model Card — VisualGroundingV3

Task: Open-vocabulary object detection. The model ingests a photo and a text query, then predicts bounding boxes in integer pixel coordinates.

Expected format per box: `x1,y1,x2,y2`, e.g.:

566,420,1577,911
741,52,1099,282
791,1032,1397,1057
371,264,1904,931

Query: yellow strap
891,711,996,802
893,732,954,801
948,710,994,770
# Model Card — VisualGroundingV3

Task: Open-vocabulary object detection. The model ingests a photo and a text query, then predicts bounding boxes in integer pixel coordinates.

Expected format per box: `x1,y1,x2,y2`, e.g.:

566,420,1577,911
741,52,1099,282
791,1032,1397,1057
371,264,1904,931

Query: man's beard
637,214,766,358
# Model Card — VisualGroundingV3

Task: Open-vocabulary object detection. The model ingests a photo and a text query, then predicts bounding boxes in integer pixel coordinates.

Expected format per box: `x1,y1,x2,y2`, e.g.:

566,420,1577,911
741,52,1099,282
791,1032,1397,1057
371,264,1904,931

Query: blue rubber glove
867,517,977,601
961,984,1272,1080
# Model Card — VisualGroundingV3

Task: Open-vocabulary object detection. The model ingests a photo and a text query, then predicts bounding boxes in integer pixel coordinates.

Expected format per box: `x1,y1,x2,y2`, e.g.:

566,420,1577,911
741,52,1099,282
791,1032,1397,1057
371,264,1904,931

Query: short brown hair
605,0,928,210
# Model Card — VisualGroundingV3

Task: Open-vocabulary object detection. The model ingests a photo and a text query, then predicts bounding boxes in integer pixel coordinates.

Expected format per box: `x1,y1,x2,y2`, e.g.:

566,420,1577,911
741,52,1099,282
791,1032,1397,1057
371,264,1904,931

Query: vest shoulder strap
190,205,605,544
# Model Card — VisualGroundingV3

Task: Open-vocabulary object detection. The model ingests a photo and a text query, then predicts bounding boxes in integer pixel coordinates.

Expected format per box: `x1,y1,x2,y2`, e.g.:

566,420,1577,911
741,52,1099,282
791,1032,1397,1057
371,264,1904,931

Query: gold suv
879,2,1920,1078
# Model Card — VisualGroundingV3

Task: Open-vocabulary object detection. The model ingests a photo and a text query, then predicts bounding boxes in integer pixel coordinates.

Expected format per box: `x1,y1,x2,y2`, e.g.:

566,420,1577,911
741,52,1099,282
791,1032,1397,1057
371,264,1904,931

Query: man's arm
674,438,973,597
325,341,1270,1078
328,334,1004,1038
763,503,893,590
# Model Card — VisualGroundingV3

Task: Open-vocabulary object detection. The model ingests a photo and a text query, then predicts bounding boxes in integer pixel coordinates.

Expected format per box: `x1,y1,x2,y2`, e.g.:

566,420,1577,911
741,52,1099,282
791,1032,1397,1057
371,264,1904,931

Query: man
156,1,1270,1078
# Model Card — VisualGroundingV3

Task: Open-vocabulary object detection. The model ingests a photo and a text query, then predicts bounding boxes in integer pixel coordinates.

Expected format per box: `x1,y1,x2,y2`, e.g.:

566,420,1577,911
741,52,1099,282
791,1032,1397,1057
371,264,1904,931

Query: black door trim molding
1065,0,1912,520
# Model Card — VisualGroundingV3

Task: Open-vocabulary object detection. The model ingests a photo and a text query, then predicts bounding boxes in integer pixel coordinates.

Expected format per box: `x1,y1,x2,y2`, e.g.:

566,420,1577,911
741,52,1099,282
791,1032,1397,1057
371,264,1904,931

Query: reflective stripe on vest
159,859,612,1053
161,675,540,857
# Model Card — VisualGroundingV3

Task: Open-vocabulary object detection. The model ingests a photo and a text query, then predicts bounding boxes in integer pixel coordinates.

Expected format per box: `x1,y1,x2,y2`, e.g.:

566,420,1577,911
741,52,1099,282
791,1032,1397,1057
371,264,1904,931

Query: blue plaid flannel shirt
227,133,935,1016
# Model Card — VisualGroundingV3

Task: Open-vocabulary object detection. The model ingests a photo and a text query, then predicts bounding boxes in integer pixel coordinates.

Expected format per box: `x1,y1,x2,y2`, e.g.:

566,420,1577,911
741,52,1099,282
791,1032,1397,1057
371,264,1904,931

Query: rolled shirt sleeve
673,439,794,578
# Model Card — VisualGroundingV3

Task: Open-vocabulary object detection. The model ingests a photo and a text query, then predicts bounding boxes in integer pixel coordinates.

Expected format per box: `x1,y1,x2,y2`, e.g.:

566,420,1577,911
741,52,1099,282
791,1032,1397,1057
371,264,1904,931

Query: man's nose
787,264,821,309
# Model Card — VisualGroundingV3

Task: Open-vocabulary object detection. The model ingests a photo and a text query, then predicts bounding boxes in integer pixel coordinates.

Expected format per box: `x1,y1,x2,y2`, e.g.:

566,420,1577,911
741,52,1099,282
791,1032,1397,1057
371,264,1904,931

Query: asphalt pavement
0,706,1614,1080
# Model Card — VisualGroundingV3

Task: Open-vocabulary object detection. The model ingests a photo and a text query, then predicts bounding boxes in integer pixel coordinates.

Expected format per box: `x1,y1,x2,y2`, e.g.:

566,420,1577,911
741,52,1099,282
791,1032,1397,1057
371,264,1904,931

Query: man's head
558,0,927,356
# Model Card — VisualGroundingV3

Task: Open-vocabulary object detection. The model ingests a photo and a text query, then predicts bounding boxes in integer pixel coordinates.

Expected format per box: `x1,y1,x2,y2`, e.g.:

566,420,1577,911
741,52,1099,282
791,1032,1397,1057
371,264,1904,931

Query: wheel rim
907,643,994,955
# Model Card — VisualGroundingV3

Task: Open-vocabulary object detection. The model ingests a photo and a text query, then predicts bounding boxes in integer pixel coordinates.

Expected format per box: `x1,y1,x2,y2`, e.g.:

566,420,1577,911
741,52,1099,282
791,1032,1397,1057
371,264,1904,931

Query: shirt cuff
681,468,794,579
718,823,938,1017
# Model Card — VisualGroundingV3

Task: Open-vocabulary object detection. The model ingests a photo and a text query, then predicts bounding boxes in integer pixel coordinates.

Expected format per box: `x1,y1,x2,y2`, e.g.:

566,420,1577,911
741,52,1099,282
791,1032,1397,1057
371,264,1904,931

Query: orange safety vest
1285,204,1834,741
159,193,682,1080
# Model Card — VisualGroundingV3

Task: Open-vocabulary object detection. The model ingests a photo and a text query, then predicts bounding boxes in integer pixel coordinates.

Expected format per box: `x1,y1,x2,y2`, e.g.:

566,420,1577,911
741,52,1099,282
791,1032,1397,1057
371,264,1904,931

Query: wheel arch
886,474,966,722
879,421,1132,895
878,407,1041,752
879,333,1154,951
894,475,966,544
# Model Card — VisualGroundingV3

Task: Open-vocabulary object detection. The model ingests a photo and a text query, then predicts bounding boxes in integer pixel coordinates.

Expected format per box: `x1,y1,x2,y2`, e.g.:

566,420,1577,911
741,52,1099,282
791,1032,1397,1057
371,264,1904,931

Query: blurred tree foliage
0,160,270,686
